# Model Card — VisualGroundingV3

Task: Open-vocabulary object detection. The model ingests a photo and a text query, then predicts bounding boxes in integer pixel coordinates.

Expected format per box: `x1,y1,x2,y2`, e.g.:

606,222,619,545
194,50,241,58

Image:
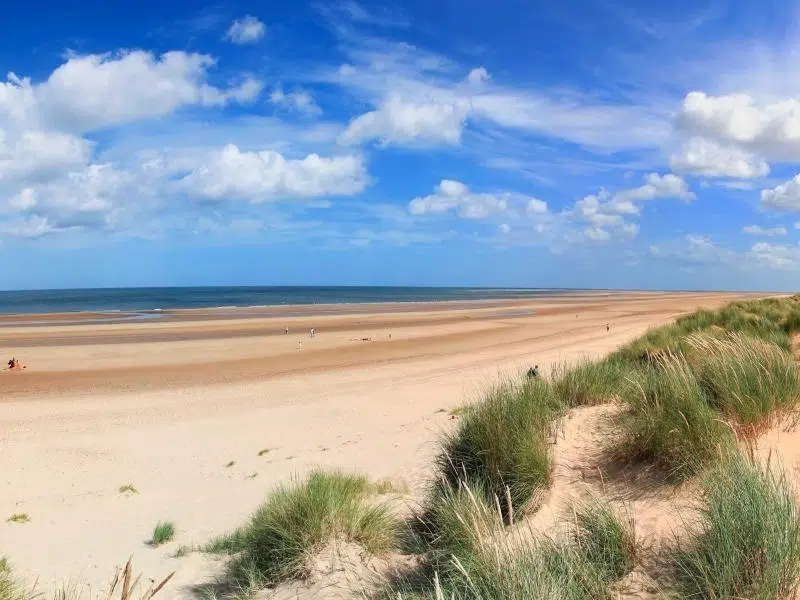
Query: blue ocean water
0,286,584,315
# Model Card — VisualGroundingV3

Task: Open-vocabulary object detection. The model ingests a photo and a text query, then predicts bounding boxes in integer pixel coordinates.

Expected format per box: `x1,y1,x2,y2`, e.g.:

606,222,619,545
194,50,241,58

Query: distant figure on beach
6,358,25,370
606,323,610,332
310,328,315,338
285,326,289,335
527,365,539,379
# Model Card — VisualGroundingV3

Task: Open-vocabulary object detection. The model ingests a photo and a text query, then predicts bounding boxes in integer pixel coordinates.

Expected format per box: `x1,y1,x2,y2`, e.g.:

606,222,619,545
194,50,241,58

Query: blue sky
3,0,800,291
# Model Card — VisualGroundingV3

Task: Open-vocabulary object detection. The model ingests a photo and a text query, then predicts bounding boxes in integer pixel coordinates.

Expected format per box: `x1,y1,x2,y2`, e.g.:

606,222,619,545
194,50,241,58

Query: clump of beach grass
551,356,634,407
118,484,138,495
201,528,250,555
687,332,800,430
5,513,30,524
673,452,800,599
571,497,637,583
219,470,396,588
619,353,733,479
150,521,176,547
0,558,26,600
394,482,636,599
434,378,563,522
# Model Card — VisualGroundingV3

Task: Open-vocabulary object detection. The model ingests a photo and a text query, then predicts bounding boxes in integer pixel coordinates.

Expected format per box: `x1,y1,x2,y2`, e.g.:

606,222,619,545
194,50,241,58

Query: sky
4,1,800,291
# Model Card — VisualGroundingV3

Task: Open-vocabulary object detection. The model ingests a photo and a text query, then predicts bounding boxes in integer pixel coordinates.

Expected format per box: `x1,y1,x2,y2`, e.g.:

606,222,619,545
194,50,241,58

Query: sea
0,286,588,315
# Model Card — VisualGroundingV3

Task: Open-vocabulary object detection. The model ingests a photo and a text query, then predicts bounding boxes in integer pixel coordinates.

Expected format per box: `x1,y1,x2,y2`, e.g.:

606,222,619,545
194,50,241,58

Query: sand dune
0,291,758,596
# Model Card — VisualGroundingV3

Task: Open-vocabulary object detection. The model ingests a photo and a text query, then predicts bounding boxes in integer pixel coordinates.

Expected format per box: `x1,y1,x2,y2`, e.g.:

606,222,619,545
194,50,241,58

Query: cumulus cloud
179,144,368,202
614,173,694,203
408,179,547,221
1,51,262,133
742,224,787,237
1,163,136,235
678,91,800,160
670,137,769,178
569,174,692,242
225,16,266,44
339,96,470,146
761,175,800,211
0,130,92,181
270,86,322,116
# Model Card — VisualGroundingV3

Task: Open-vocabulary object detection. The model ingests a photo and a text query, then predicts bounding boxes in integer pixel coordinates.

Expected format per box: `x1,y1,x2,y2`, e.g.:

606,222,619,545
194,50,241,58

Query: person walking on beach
310,327,315,338
606,323,610,332
285,326,289,335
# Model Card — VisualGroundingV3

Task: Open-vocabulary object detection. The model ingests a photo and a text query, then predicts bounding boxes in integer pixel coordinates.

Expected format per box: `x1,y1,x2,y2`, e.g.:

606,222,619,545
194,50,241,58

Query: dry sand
0,291,762,597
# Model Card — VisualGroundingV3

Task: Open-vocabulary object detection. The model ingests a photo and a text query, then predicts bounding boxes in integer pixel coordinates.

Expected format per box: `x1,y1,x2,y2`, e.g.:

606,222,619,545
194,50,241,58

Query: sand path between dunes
0,292,759,597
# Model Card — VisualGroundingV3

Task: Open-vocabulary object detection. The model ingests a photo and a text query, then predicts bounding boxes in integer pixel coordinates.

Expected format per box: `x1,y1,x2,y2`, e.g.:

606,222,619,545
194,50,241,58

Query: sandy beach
0,291,762,596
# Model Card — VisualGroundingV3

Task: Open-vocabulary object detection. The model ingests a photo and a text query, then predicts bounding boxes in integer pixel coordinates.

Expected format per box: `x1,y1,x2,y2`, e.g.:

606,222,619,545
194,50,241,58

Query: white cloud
583,227,611,241
567,173,692,243
408,179,547,221
670,137,769,178
498,223,511,234
742,224,787,237
6,51,263,132
749,242,800,270
678,91,800,159
1,162,137,234
270,86,322,116
179,144,368,202
761,175,800,211
614,173,694,203
0,130,91,181
339,96,469,146
225,16,266,44
573,194,623,228
467,67,491,87
322,37,671,153
649,234,737,267
0,215,67,239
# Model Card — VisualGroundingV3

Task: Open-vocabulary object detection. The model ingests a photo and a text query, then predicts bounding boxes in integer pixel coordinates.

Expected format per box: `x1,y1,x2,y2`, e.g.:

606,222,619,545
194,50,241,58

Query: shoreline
0,289,725,327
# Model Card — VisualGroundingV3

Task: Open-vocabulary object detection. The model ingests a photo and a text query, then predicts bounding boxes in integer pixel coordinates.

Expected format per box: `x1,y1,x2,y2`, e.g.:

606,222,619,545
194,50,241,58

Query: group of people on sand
6,357,25,370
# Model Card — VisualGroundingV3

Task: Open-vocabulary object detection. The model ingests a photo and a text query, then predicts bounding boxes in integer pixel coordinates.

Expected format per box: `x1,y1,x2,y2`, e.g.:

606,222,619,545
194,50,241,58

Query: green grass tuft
0,559,26,600
674,452,800,599
150,521,176,546
619,353,733,479
118,484,138,495
435,378,563,521
5,513,30,524
393,482,635,599
687,332,800,429
551,356,634,407
217,470,396,588
571,498,637,582
201,528,250,555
